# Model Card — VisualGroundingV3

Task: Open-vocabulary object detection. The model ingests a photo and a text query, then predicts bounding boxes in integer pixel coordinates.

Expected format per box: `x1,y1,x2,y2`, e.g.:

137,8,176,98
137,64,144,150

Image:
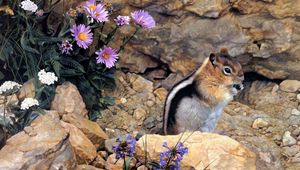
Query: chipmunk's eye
223,66,232,75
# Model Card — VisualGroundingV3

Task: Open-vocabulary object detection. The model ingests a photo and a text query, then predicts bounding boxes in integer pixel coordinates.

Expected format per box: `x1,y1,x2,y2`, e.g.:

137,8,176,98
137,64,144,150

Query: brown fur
194,50,244,106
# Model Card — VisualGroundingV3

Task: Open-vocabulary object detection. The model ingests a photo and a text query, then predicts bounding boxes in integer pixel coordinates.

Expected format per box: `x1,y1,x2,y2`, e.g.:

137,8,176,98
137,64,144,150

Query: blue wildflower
112,134,137,160
158,142,188,170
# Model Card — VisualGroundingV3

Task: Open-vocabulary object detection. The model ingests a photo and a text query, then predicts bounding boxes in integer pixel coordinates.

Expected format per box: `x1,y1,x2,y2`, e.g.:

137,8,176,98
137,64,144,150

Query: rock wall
112,0,300,83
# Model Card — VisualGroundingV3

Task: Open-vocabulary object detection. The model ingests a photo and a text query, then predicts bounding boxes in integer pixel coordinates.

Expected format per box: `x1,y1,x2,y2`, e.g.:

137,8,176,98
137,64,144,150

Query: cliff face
111,0,300,82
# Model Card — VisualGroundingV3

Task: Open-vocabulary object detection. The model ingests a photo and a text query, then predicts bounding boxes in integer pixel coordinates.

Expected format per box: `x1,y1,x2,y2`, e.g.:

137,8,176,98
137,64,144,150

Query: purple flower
66,8,77,17
84,0,108,22
70,24,93,49
131,10,155,30
114,15,130,26
59,40,73,54
112,135,137,160
159,142,188,170
84,0,96,12
95,46,118,68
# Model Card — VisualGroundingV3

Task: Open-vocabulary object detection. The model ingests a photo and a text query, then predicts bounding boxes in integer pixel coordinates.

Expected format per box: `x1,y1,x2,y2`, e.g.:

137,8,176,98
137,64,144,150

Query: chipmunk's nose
233,83,244,91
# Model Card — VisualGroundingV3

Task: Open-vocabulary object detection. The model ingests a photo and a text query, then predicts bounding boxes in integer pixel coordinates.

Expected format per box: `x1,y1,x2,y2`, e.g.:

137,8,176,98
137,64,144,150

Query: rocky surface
98,71,166,137
63,113,108,149
135,132,256,170
0,111,77,170
108,0,300,81
98,70,300,169
51,81,88,117
61,121,97,164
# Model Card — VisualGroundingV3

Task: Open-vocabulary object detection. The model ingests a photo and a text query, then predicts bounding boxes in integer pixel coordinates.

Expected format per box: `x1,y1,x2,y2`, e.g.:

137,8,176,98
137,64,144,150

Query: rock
62,113,108,149
282,131,297,146
0,111,77,169
91,155,106,169
76,164,102,170
137,165,147,170
252,65,289,80
17,79,35,100
184,0,229,18
51,81,88,117
105,154,124,170
105,138,118,154
291,128,300,136
105,154,136,170
154,87,168,101
297,94,300,101
61,121,97,164
252,118,269,129
98,151,108,159
291,109,300,116
259,152,272,163
143,116,155,129
282,145,300,157
279,80,300,93
135,132,256,169
290,152,300,163
133,108,147,123
5,94,18,105
132,75,153,93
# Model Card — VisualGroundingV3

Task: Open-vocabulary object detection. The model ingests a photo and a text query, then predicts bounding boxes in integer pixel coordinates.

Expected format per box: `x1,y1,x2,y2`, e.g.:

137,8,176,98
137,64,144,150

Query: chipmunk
163,49,244,135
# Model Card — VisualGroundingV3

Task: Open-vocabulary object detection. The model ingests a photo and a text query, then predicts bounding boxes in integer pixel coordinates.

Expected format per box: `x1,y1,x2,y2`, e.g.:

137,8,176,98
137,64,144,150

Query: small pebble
282,131,297,146
291,109,300,116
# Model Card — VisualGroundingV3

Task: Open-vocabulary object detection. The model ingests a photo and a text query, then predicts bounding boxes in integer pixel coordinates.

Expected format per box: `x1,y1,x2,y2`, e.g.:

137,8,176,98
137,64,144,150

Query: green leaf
20,32,40,55
60,57,85,73
124,157,133,170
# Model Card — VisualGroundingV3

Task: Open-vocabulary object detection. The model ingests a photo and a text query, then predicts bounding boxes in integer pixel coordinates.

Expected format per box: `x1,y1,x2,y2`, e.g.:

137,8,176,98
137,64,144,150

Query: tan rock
132,75,153,93
133,108,147,123
62,113,108,149
252,118,269,129
105,154,136,170
51,81,88,117
135,132,256,170
17,79,35,100
61,121,97,164
76,164,102,170
280,80,300,93
5,94,18,105
91,155,106,169
98,151,108,159
0,111,77,170
184,0,229,18
105,154,124,170
154,88,167,101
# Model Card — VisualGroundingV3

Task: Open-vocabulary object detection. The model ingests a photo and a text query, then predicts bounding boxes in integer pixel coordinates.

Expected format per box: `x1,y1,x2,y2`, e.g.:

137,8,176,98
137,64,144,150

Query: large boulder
135,132,256,170
0,111,77,170
61,121,97,164
51,81,88,117
62,113,108,149
109,0,300,81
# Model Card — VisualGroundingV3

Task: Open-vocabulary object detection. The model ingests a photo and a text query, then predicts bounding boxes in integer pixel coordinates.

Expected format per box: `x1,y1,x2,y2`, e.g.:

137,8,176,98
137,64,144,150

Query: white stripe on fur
163,57,209,134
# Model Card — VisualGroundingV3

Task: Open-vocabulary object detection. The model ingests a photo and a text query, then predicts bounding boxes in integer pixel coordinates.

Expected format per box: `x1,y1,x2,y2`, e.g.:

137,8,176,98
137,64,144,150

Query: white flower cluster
20,0,38,13
0,81,22,95
38,69,58,85
20,98,39,110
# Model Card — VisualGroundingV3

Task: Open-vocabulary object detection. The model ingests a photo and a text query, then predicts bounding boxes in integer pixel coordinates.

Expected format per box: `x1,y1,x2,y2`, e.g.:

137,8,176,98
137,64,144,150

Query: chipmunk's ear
220,48,228,55
209,53,216,65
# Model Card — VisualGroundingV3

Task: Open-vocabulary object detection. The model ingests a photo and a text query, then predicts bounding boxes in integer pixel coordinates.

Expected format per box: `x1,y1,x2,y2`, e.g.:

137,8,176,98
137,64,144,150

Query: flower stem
117,27,140,54
105,26,119,45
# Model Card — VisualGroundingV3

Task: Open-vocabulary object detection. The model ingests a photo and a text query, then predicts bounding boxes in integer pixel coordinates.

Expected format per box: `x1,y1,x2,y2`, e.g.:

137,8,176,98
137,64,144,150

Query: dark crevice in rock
229,7,243,16
244,71,283,84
